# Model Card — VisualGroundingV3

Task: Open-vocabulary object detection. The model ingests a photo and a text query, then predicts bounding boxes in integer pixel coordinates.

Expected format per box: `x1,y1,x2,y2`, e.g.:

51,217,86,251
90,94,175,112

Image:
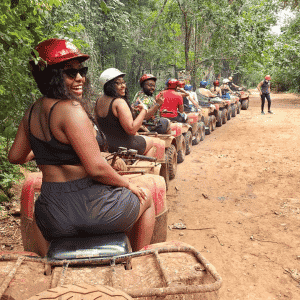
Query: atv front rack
0,244,222,299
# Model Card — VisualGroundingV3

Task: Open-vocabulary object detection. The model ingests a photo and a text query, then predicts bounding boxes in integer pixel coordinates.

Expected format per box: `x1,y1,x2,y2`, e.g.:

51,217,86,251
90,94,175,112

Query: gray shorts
35,177,140,241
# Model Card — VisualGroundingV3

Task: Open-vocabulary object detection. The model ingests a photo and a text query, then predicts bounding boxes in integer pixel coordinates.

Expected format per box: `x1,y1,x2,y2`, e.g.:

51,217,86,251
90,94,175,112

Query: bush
0,136,24,193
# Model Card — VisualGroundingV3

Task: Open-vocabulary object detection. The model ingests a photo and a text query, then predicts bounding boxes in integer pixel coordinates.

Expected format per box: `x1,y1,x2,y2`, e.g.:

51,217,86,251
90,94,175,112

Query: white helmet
99,68,126,88
223,78,229,84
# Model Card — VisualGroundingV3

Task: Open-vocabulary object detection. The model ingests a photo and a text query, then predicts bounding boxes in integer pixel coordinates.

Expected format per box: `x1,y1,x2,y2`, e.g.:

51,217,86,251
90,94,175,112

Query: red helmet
167,78,179,89
177,80,185,88
139,74,157,86
265,75,271,80
33,38,90,66
213,80,219,86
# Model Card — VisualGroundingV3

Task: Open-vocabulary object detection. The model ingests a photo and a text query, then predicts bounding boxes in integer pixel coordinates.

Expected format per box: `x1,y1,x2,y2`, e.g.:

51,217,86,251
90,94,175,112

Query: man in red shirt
160,78,185,122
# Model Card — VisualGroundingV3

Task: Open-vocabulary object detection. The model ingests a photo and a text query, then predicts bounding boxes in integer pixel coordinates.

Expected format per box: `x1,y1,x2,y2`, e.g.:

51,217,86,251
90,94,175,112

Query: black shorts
107,135,147,155
35,177,140,241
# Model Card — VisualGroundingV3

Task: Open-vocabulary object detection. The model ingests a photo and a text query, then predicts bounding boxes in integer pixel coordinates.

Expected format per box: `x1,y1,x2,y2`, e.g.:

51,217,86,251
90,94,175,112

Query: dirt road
1,91,300,299
167,91,300,299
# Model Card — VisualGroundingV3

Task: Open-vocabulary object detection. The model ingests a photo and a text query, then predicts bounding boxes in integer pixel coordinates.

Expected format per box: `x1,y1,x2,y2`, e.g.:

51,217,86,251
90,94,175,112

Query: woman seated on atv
210,80,222,97
220,79,233,99
95,68,156,157
8,39,155,256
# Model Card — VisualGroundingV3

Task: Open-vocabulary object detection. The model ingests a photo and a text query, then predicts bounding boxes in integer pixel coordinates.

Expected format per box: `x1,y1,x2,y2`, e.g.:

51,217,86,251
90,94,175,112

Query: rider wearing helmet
8,39,155,255
220,78,233,99
133,74,169,134
95,68,156,157
210,80,222,97
196,80,217,101
133,74,163,119
228,76,240,91
176,80,190,98
183,84,201,112
160,78,186,122
257,75,273,114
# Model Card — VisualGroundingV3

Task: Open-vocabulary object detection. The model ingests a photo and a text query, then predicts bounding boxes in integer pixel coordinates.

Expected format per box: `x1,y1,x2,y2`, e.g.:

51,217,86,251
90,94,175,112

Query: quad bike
184,105,206,146
205,97,230,127
138,119,179,186
226,94,241,118
222,95,239,121
140,110,191,169
133,130,171,189
171,121,193,161
199,100,225,134
0,154,223,300
234,87,250,110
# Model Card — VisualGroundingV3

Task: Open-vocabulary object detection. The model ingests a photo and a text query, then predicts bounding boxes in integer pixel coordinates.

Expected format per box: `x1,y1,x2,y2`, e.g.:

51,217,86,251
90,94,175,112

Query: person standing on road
257,75,273,114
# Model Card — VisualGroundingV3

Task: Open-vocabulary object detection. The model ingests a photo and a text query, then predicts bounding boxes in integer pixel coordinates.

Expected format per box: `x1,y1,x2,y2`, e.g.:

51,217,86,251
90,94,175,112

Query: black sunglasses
63,67,88,79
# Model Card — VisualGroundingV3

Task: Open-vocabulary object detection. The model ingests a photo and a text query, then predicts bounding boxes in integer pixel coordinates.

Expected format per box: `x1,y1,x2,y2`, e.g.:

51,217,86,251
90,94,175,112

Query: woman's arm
8,113,33,165
257,81,263,95
60,102,148,202
188,93,200,109
113,98,147,135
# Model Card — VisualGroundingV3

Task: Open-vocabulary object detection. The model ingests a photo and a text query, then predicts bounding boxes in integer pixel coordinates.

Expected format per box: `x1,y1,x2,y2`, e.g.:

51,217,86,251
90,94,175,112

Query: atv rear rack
0,244,222,299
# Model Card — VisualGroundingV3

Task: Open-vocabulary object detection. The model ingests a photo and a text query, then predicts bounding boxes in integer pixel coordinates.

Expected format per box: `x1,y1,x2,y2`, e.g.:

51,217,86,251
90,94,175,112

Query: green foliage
2,0,300,201
271,10,300,92
0,136,23,193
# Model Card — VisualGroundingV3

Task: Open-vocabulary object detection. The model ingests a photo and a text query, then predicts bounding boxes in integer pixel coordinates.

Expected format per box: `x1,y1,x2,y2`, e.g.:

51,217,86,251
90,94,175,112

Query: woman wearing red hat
8,39,155,255
257,75,273,114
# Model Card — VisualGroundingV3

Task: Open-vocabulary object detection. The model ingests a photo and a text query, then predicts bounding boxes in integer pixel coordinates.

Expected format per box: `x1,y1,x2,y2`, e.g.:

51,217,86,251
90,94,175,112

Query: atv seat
47,233,132,269
199,101,212,107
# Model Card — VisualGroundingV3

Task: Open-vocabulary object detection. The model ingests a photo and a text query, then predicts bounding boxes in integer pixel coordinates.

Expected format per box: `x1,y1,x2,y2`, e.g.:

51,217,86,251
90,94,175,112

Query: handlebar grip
134,154,157,162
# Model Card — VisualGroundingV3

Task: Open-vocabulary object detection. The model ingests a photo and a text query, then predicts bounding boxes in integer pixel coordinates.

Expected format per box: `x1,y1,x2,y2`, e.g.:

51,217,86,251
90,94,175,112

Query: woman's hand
136,103,147,113
113,157,127,171
128,182,148,204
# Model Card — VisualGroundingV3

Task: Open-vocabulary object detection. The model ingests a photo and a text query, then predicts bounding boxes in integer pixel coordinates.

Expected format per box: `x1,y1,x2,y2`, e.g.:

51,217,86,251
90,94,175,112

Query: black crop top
28,102,82,165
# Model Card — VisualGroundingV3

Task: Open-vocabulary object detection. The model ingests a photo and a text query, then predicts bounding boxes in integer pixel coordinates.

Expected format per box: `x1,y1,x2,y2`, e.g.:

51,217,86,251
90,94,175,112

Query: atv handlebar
112,147,157,164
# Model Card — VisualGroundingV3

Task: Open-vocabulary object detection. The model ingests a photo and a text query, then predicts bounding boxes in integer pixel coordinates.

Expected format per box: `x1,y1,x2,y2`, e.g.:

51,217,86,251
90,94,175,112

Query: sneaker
261,111,265,115
268,110,273,114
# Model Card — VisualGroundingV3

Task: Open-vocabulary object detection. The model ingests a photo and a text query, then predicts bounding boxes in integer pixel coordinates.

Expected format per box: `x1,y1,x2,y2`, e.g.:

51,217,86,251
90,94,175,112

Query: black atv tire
28,284,133,300
192,123,202,145
177,137,186,163
159,162,170,190
199,122,205,141
216,111,223,127
241,99,249,110
237,102,241,114
205,120,212,135
211,115,216,131
165,144,177,180
221,109,228,124
184,131,193,155
232,105,237,117
227,107,232,120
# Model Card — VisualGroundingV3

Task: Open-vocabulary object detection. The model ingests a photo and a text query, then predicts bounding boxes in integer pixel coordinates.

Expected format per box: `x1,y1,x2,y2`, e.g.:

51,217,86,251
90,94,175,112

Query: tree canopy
1,0,300,197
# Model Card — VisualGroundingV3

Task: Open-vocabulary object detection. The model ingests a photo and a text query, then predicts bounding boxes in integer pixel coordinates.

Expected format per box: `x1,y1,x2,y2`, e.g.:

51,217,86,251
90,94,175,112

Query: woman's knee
140,188,153,211
143,138,154,154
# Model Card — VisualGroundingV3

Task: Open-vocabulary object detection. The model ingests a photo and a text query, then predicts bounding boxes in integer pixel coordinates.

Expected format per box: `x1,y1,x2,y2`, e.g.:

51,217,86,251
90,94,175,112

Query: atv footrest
47,233,132,261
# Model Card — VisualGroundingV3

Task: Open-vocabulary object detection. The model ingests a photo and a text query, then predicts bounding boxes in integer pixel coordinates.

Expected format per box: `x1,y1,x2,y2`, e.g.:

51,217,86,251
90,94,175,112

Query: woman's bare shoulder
112,97,128,107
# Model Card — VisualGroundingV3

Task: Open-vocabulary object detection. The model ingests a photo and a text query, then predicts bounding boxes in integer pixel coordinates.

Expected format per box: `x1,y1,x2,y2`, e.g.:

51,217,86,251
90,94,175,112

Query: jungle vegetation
0,0,299,202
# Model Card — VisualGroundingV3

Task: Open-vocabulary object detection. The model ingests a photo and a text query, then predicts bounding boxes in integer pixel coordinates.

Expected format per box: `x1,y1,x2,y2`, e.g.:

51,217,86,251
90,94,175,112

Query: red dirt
167,90,300,299
1,90,300,299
